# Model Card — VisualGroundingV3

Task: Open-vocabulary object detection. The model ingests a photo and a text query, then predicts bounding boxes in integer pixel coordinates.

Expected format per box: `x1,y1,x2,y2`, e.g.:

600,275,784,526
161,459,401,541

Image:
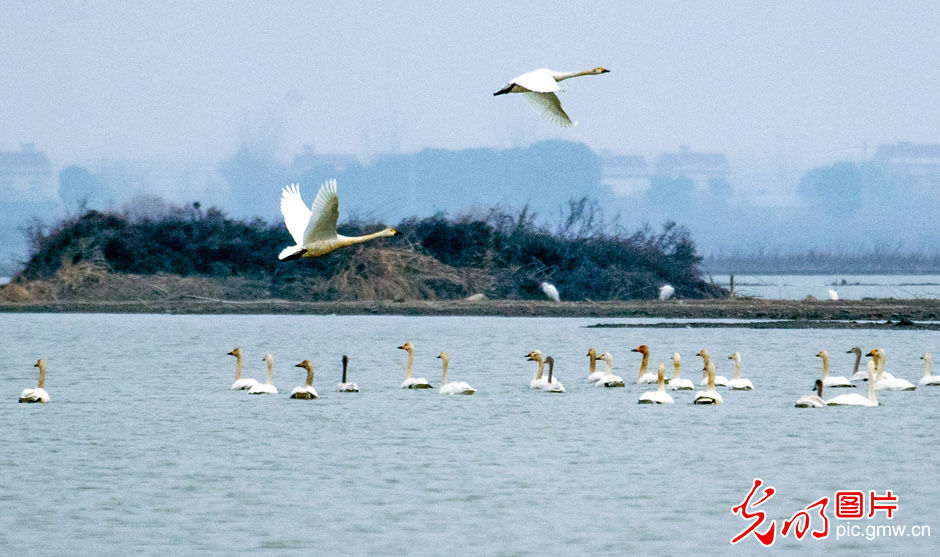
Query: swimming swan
693,362,724,405
248,354,278,394
336,355,359,392
827,359,879,407
543,356,565,393
527,350,562,390
817,350,854,388
586,348,605,383
870,349,915,391
696,349,728,387
437,352,475,395
727,352,754,390
667,352,694,390
228,347,260,390
493,66,610,127
595,352,625,387
19,358,50,403
919,353,940,386
398,342,432,389
277,179,397,261
847,347,868,381
639,363,674,404
631,345,660,384
795,379,826,408
290,360,319,399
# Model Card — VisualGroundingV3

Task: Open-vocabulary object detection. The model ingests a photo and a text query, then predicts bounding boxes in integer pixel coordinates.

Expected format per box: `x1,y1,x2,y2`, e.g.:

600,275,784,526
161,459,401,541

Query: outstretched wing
280,183,312,245
512,69,561,93
302,178,340,243
523,92,575,127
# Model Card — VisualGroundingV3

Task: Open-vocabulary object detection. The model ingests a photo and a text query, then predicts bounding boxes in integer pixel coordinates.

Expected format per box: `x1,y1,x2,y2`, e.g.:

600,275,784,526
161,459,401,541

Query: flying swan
493,67,610,127
290,360,319,399
248,354,278,394
398,342,432,389
336,355,360,392
19,358,51,403
638,363,674,404
278,179,397,261
437,351,476,395
227,347,259,390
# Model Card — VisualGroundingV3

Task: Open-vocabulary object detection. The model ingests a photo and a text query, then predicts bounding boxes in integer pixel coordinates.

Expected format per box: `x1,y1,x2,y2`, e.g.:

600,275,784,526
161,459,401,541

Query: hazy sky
2,1,938,167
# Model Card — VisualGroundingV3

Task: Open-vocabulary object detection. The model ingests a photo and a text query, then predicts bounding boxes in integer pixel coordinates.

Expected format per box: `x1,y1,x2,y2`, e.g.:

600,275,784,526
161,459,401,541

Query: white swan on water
543,356,565,393
19,358,50,403
290,360,319,399
595,352,625,388
278,179,397,261
920,353,940,386
493,66,610,127
870,349,916,391
638,363,674,404
398,342,432,389
817,350,854,388
586,348,605,383
631,345,659,384
248,354,278,395
527,350,562,390
437,351,476,395
668,353,694,390
228,347,259,390
795,379,826,408
827,359,879,407
336,355,359,392
696,349,728,387
693,362,724,405
727,352,754,390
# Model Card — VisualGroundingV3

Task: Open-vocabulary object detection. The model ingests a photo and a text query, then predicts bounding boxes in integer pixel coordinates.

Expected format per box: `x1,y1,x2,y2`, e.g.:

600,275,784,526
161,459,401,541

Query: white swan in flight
693,362,724,405
543,356,565,393
595,352,625,387
658,284,675,301
795,379,826,408
398,342,432,389
631,344,659,384
336,355,359,392
667,352,694,390
540,281,560,302
817,350,853,388
227,347,259,390
586,348,605,383
827,360,879,407
278,179,397,261
248,354,278,394
869,348,916,391
919,353,940,386
639,363,674,404
437,351,476,395
19,358,51,403
727,352,754,390
696,349,728,386
493,66,610,127
290,360,319,399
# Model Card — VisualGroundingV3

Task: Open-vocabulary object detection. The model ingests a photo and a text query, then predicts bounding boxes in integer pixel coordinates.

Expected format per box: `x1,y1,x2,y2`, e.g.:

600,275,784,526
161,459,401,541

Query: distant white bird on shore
540,281,560,302
659,284,675,301
278,179,397,261
493,67,610,127
828,289,839,301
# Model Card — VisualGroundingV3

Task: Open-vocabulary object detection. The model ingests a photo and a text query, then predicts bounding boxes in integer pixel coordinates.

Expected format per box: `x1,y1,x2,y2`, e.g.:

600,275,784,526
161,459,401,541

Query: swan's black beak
600,68,610,73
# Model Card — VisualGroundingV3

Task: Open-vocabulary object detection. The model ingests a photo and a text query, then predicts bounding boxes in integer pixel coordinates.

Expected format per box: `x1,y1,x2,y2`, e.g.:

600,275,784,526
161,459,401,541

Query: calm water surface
711,274,940,300
1,314,938,555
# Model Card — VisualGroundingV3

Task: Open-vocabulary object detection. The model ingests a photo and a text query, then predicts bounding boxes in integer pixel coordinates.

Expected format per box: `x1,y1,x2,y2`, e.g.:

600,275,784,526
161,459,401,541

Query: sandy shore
0,297,937,328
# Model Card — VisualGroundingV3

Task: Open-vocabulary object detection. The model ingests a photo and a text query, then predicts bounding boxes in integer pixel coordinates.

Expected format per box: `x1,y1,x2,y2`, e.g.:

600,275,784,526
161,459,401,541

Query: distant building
654,145,730,190
872,142,940,190
599,151,650,196
0,143,58,203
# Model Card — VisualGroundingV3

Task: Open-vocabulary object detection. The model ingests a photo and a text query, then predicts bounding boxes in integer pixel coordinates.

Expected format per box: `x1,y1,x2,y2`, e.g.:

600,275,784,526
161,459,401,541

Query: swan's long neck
733,356,742,379
638,352,649,379
233,354,243,380
851,350,861,374
265,359,273,385
440,358,449,386
923,356,932,378
657,366,666,393
673,359,681,379
868,354,880,403
305,366,314,387
555,69,597,81
404,349,414,379
588,354,596,375
820,354,830,378
338,228,396,248
342,357,348,383
37,362,46,389
535,360,545,380
815,381,823,398
547,360,554,383
707,366,716,391
604,356,613,376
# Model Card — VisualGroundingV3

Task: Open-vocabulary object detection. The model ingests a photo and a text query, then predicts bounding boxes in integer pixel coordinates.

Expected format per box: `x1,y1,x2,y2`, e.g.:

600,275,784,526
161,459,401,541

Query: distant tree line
18,198,723,301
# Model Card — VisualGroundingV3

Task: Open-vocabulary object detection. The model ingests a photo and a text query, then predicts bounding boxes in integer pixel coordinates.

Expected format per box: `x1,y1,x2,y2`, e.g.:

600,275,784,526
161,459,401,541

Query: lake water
710,274,940,300
1,314,937,555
